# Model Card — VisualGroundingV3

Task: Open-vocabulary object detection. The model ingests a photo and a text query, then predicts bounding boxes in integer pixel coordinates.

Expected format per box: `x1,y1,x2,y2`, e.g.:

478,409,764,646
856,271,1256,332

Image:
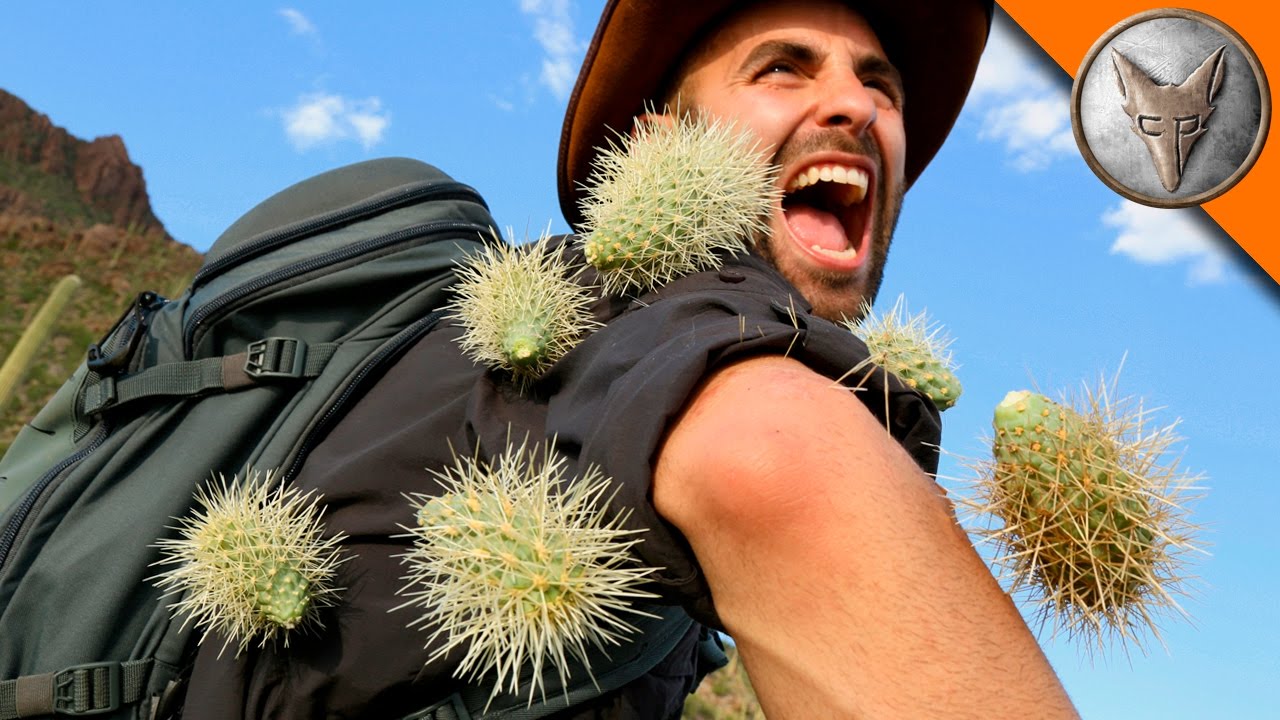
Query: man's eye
863,78,901,104
862,78,890,94
761,62,797,76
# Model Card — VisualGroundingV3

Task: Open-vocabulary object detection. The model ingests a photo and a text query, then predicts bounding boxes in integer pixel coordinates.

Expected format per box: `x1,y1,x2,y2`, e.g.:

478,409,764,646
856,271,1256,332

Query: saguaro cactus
0,274,82,413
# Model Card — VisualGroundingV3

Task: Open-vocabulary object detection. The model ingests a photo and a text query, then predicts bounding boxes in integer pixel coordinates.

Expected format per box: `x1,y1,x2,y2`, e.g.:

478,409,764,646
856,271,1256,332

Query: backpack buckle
53,662,121,715
81,376,118,415
244,337,308,380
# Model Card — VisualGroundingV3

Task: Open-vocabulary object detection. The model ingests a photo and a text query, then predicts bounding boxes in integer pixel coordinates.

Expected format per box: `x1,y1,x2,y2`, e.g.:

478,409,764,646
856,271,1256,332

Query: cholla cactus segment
448,232,600,383
844,295,962,411
397,440,660,706
965,382,1203,655
151,470,348,656
578,112,778,295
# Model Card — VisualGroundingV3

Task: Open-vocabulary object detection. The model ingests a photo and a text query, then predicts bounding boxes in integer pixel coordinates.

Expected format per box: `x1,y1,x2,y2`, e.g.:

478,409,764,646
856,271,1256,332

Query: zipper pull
86,291,166,376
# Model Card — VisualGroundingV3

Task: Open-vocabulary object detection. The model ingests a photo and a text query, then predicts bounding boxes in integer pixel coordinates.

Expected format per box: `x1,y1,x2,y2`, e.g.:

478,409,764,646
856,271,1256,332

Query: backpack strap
694,624,729,678
0,658,153,718
403,607,695,720
79,337,339,416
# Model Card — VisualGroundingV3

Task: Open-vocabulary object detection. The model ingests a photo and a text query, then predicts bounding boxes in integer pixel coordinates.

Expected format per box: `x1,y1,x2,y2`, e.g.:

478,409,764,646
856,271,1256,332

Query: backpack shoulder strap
402,606,695,720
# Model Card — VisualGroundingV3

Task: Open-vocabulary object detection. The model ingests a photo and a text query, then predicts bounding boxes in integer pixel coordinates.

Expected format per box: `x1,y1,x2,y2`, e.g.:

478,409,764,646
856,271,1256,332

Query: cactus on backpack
396,439,660,706
151,470,348,656
448,232,600,384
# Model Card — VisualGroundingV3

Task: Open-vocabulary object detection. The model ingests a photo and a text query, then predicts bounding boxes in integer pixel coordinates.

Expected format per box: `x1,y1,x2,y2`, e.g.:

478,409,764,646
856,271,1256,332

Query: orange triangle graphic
999,0,1277,284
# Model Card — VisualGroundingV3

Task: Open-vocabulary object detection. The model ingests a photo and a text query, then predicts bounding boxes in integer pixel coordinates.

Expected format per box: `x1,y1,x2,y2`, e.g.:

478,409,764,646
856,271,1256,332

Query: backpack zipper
186,215,491,356
185,220,491,357
279,308,450,485
0,422,110,577
192,182,486,288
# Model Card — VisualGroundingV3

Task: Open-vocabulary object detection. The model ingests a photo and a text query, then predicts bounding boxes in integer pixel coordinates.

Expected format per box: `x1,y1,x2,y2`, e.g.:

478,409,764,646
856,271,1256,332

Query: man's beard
754,129,904,323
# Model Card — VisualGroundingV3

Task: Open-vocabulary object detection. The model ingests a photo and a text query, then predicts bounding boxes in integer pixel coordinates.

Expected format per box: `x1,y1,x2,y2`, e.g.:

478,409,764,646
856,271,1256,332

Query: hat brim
558,0,993,230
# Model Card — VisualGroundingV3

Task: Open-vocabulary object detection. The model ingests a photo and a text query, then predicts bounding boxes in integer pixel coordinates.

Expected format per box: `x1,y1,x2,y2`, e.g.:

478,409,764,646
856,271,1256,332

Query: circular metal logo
1071,8,1270,208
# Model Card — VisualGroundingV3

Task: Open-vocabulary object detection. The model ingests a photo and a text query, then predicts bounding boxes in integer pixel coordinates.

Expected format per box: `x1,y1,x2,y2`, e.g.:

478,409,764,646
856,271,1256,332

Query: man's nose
814,70,878,135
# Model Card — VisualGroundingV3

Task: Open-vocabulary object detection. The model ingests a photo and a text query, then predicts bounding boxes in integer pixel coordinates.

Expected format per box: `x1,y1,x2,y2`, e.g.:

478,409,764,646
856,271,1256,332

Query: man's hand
654,355,1079,718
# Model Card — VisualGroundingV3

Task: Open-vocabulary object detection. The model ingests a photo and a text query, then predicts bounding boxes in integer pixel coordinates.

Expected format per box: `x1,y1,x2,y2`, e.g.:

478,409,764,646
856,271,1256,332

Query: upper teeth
785,164,868,205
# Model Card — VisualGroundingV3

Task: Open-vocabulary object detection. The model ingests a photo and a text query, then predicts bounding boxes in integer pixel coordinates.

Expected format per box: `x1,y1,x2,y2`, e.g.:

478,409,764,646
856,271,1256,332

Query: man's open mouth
781,162,872,269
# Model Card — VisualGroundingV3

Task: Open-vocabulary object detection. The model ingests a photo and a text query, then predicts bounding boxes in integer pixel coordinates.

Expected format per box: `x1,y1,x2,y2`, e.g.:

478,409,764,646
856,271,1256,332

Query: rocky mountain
0,89,165,232
1,89,202,453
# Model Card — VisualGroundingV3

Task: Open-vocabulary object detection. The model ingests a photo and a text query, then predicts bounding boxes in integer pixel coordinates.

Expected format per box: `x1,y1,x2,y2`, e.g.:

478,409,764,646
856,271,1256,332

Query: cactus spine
448,232,600,383
152,470,348,656
967,382,1201,653
844,295,962,411
578,112,778,295
397,439,658,705
0,274,82,413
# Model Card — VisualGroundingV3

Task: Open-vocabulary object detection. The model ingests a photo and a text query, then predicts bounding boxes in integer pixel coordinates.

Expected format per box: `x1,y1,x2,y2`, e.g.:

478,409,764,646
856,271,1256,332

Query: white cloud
346,109,390,147
541,58,577,99
518,0,584,99
282,93,390,151
278,8,317,36
1102,201,1230,284
965,12,1076,171
978,91,1076,171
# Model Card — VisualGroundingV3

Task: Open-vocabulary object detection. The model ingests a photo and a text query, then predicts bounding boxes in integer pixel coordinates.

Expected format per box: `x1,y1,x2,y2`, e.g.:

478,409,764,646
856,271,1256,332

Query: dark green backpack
0,157,709,720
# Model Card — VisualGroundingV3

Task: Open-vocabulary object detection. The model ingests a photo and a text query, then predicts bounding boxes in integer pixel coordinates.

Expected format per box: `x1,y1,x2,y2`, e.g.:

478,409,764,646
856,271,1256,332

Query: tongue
786,204,848,252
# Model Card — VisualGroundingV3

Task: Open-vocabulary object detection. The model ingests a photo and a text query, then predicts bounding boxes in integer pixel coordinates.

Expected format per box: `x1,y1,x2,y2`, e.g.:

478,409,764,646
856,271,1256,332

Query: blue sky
4,3,1278,717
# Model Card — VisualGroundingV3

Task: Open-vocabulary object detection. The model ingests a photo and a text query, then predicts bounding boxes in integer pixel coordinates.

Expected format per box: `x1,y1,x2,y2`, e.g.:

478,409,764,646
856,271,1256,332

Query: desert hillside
0,89,202,454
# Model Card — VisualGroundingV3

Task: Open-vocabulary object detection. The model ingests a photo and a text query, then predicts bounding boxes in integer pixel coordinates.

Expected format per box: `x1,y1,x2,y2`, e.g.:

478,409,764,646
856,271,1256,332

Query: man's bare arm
654,355,1079,718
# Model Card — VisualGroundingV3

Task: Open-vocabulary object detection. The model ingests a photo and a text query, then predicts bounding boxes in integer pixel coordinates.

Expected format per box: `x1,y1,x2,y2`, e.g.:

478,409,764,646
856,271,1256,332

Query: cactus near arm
965,382,1203,654
843,295,963,411
0,274,82,414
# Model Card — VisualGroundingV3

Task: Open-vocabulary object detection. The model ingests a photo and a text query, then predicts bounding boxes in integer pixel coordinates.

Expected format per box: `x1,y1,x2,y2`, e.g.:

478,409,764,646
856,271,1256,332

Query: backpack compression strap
79,337,338,416
0,659,153,718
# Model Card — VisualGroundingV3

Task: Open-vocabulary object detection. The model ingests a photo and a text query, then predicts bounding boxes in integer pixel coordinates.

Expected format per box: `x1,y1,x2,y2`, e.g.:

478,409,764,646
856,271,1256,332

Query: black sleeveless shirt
179,240,941,719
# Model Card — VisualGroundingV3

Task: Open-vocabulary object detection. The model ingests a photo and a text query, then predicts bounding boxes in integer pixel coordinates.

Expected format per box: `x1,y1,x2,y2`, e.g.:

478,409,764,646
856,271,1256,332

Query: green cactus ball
845,295,962,411
448,232,600,384
579,111,778,295
397,440,659,704
152,470,347,656
971,385,1202,653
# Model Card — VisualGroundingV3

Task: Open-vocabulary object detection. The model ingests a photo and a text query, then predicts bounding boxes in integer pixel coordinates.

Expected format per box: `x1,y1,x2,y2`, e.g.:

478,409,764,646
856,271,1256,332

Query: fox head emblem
1112,46,1227,192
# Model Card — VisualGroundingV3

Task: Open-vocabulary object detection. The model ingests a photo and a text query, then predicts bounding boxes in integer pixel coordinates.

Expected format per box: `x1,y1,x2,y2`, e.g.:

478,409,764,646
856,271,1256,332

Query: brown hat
558,0,994,230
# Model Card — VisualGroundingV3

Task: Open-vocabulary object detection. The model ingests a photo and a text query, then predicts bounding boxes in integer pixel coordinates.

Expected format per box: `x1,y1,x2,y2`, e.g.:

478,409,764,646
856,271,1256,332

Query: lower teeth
811,244,858,260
